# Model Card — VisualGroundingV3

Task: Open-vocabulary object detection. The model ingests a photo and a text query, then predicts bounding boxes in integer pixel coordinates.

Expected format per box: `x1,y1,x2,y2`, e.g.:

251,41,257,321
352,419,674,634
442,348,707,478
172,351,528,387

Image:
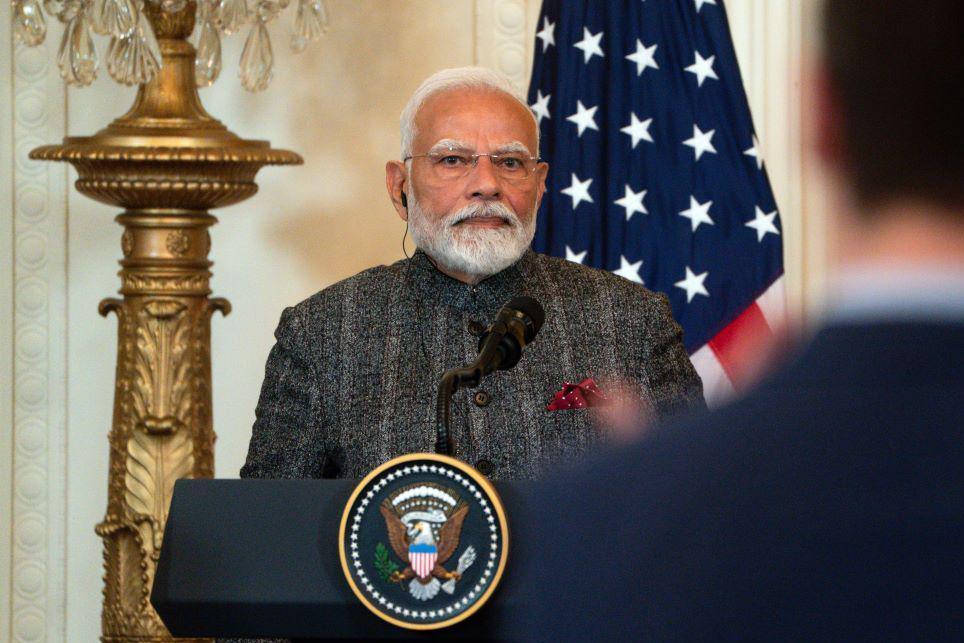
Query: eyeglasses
404,145,542,182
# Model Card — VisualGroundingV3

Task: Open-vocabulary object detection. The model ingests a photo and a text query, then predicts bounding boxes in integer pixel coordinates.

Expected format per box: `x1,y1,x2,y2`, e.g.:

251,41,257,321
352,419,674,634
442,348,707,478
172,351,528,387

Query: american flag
528,0,785,403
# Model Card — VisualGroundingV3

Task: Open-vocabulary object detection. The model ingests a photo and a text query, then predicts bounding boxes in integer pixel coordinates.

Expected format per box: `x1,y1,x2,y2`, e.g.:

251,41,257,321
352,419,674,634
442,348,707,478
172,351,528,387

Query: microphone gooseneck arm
434,322,506,455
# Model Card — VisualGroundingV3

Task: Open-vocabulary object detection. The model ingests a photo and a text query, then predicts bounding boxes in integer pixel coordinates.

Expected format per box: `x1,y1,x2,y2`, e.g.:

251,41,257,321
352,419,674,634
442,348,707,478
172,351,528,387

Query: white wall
0,1,826,639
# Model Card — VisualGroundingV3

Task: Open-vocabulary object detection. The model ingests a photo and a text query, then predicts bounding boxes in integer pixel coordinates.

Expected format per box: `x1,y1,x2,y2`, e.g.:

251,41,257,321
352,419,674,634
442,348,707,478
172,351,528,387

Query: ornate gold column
30,2,301,640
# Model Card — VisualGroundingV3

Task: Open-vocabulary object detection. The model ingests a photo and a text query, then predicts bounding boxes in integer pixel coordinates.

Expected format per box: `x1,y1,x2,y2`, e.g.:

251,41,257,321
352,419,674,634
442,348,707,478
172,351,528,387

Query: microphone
475,296,546,375
435,296,545,456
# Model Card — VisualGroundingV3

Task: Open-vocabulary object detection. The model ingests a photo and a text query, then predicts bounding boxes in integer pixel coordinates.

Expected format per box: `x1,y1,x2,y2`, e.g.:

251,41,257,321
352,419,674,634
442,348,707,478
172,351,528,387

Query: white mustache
447,202,519,227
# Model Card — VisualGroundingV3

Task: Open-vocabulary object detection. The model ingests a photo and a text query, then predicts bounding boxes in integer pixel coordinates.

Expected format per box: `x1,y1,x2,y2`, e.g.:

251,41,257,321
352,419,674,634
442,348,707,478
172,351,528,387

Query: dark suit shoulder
525,321,964,641
562,320,964,495
280,260,408,330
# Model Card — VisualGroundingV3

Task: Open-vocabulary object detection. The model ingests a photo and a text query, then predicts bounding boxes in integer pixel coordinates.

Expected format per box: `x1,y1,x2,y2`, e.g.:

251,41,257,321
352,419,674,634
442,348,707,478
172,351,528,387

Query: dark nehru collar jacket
240,249,704,481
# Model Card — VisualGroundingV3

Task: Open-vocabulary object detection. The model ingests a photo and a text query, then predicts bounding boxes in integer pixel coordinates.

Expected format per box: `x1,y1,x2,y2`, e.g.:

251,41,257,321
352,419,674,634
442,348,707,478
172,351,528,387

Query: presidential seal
338,453,509,630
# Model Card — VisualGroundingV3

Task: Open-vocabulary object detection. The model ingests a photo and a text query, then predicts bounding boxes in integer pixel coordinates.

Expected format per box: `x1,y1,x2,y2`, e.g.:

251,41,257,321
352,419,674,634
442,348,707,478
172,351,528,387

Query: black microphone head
505,296,545,342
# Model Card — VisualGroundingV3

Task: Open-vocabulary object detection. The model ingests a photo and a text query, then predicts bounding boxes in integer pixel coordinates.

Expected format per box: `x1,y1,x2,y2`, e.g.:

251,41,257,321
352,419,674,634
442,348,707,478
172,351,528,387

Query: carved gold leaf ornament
121,273,211,295
165,229,190,255
144,298,187,319
131,300,189,430
125,423,195,533
96,296,214,641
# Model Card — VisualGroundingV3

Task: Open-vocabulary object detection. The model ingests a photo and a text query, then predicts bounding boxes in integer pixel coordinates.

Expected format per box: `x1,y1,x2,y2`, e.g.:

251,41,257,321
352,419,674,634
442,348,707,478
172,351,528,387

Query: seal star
620,112,654,148
614,185,648,220
679,196,714,231
535,16,555,52
745,206,780,241
530,90,551,123
613,256,644,284
626,38,658,75
560,173,594,209
574,27,605,63
685,51,718,86
567,100,599,137
675,266,710,303
683,124,717,160
695,0,717,11
565,246,587,264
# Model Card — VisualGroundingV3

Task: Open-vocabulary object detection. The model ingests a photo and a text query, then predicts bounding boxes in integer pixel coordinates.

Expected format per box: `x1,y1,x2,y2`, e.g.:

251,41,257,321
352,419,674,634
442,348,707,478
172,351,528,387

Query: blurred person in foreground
516,1,964,640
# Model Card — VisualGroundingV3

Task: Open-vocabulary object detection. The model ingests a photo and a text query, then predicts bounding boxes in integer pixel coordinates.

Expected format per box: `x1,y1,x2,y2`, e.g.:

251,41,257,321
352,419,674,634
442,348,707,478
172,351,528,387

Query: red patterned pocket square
547,377,609,410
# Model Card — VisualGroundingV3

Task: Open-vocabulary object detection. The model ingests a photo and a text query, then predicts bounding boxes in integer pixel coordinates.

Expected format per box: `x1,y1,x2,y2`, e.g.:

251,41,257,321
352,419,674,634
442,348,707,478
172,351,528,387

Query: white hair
399,66,539,159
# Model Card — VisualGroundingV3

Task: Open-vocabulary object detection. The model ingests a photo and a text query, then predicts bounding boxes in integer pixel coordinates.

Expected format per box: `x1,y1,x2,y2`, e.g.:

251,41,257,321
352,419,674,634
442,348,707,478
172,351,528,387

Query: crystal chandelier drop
12,0,330,91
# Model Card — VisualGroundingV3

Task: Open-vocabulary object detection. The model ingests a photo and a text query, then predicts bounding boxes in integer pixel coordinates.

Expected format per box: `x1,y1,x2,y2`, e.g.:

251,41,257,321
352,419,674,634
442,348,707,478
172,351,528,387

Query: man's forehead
414,88,537,147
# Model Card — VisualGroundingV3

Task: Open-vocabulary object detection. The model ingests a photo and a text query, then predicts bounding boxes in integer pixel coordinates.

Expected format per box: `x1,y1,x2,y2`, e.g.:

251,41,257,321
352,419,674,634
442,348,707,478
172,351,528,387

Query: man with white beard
240,67,704,483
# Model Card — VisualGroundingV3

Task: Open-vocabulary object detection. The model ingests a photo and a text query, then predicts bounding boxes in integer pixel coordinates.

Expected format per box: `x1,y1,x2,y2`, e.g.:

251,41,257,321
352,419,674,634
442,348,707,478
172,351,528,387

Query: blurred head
386,67,548,283
818,1,964,214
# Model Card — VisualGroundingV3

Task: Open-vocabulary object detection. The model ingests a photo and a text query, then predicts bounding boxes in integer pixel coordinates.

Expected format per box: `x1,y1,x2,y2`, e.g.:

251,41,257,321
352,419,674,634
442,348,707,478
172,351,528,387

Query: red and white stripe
411,551,437,579
690,276,786,405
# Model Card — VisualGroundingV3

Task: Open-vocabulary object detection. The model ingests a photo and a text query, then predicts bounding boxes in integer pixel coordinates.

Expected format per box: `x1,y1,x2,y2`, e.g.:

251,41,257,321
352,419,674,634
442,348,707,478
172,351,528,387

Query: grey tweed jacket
240,249,704,483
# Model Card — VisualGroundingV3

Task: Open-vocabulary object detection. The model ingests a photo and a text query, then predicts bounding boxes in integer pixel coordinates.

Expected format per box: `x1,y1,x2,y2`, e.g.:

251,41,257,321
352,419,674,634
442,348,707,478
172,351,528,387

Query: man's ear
385,160,409,221
534,161,549,210
809,62,846,171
